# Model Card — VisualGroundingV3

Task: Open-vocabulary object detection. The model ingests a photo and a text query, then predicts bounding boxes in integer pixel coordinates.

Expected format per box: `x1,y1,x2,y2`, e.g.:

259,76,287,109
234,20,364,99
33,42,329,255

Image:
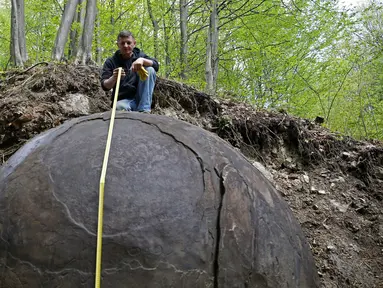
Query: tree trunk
147,0,159,59
108,0,115,55
17,0,27,62
52,0,78,61
69,15,78,58
163,17,171,78
205,0,218,94
179,0,188,79
110,0,115,31
76,0,97,65
10,0,26,67
212,4,219,92
69,0,85,59
95,11,102,65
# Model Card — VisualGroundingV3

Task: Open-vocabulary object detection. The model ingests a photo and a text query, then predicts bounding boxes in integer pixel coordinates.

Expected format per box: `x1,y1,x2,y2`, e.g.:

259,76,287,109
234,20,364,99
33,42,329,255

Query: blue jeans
116,67,156,112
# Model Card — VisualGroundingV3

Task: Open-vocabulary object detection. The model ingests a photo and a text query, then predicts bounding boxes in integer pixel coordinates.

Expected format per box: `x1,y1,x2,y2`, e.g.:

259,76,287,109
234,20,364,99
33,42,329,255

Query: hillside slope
1,63,382,288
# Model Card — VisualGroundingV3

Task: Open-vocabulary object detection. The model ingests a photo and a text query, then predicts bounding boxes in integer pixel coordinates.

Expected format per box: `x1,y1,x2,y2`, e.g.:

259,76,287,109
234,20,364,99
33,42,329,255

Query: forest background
1,0,382,140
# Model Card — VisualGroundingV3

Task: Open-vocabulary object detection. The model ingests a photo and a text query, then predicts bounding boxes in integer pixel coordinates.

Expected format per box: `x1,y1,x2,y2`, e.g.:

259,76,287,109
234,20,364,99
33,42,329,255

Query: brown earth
0,63,382,288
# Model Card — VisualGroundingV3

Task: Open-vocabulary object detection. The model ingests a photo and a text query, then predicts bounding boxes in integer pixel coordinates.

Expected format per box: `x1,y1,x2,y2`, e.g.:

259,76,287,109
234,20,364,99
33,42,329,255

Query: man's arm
131,57,154,72
100,58,127,90
142,58,154,67
144,56,159,71
132,51,159,72
100,59,114,91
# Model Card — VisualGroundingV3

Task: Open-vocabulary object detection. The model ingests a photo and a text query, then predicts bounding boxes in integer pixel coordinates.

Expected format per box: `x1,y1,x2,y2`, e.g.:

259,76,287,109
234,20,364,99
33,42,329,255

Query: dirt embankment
1,63,382,288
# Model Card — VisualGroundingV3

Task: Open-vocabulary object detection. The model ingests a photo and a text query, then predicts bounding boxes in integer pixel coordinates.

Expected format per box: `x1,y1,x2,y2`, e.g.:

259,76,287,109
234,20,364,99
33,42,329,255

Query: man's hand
103,68,125,90
131,58,144,72
112,68,126,79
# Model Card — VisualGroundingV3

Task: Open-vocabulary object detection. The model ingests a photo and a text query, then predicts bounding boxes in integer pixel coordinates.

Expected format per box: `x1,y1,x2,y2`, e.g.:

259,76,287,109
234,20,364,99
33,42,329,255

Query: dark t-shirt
100,48,159,102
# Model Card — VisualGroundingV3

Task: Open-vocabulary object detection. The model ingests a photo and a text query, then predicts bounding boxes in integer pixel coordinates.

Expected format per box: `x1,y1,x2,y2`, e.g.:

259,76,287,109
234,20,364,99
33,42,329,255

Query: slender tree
147,0,159,59
95,10,102,64
10,0,27,67
205,0,218,94
69,0,85,59
180,0,188,79
52,0,78,61
76,0,97,64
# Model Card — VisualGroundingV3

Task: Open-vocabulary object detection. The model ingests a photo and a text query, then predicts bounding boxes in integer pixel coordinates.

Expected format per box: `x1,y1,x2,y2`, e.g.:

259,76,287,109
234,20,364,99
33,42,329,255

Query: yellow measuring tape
95,67,122,288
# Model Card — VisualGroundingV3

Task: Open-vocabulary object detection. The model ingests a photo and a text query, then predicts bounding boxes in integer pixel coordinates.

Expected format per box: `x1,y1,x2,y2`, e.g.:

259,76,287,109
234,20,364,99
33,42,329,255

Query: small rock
282,160,297,170
59,93,90,115
345,221,360,233
313,204,319,210
342,152,351,158
302,174,310,183
311,186,318,193
349,243,360,253
330,176,346,183
304,199,313,206
330,199,349,212
288,174,299,180
320,170,330,178
323,223,330,230
292,179,303,189
279,190,288,197
280,173,289,180
356,182,367,191
330,183,336,188
355,206,368,215
327,245,336,251
318,190,326,195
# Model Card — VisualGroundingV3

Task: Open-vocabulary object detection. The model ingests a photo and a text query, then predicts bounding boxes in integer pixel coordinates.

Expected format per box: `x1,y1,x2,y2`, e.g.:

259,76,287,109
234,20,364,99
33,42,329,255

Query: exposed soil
1,63,382,288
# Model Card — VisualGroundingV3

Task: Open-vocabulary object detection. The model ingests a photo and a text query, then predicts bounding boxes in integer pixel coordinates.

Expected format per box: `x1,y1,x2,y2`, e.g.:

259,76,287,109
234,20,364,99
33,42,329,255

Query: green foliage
0,2,10,69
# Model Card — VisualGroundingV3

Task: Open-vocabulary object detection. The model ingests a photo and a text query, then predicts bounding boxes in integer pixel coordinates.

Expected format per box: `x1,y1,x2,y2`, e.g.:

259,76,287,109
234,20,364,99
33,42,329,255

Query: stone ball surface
0,113,318,287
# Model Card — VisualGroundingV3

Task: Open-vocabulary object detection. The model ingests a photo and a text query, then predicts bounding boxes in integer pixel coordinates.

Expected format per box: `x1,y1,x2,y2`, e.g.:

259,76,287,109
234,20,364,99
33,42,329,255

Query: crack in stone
103,259,209,277
112,117,224,286
125,118,207,190
46,167,140,239
47,171,97,237
45,116,209,239
6,252,91,276
213,166,227,288
5,253,211,285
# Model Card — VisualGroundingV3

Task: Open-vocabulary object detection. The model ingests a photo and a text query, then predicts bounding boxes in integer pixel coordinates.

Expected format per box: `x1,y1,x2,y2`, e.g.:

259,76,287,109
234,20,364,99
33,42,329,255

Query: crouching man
100,30,159,113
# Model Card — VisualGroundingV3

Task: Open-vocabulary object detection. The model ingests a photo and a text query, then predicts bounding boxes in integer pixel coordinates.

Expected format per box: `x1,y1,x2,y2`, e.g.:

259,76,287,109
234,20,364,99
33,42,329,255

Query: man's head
117,31,136,59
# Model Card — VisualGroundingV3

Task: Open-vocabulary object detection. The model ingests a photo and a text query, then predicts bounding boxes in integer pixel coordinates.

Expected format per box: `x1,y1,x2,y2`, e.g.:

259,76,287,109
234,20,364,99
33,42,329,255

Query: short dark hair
117,30,134,41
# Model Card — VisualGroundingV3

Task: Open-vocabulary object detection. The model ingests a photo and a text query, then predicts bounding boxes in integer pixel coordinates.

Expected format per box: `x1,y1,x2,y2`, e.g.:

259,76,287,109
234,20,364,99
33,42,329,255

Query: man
100,31,159,112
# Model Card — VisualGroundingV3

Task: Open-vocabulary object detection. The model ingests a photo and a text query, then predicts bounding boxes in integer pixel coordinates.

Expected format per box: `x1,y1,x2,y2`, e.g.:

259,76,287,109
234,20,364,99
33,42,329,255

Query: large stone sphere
0,113,318,287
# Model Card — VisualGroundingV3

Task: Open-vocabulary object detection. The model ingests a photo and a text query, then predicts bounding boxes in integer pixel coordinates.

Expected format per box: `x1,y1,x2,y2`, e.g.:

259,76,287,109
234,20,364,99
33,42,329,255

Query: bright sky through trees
340,0,371,8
